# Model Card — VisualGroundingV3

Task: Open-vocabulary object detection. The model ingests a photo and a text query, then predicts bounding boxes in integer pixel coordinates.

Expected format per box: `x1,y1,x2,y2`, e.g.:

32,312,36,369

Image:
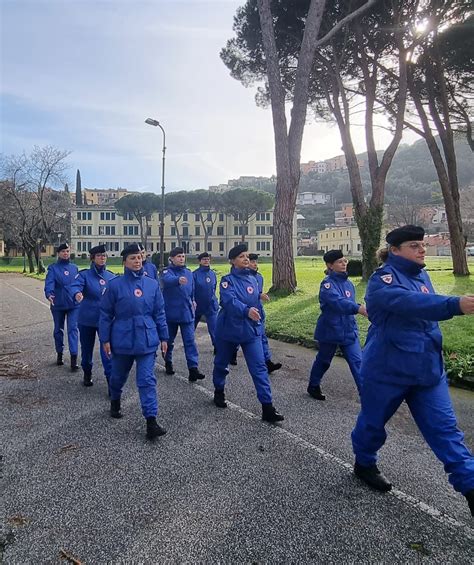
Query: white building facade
71,206,298,258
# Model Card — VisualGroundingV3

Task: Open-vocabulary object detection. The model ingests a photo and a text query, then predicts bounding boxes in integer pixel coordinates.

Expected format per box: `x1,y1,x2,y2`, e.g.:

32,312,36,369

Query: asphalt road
1,273,473,564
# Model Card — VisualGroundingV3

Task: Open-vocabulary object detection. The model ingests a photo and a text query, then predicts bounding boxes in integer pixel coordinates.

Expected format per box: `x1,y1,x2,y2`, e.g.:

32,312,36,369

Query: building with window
71,206,297,258
296,192,332,206
317,225,389,257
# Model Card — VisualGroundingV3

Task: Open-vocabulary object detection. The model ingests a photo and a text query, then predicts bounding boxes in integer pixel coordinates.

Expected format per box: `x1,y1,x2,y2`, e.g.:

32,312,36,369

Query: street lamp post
145,117,166,269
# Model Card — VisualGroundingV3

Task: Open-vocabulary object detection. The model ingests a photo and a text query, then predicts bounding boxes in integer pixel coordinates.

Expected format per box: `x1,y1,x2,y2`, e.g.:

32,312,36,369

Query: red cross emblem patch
345,290,351,297
222,281,228,289
64,270,69,276
134,288,143,298
420,285,429,294
99,279,106,285
324,282,331,289
247,286,254,294
206,277,211,283
381,274,392,284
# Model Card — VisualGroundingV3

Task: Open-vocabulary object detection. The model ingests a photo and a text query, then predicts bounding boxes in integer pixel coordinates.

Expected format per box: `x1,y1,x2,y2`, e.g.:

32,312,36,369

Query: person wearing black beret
160,247,205,381
193,252,218,352
212,244,284,423
307,249,367,401
69,244,115,387
351,226,474,516
44,243,80,370
99,243,169,440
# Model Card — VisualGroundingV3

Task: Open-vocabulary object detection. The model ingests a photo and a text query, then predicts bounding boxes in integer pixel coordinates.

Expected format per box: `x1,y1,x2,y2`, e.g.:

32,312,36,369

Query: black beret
197,252,210,260
248,253,259,261
228,243,248,260
57,243,69,253
90,244,106,256
323,249,344,264
169,246,185,257
386,225,425,246
120,243,141,260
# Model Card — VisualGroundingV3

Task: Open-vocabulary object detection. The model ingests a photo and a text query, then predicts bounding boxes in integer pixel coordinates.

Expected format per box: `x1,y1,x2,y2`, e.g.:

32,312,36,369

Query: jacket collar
198,265,210,272
231,266,251,277
57,258,70,265
124,267,144,279
328,270,348,281
91,263,105,275
386,253,424,275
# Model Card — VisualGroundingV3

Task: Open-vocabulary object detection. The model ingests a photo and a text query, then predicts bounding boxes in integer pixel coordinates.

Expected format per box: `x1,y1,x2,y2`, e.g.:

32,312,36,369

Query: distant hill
298,136,473,206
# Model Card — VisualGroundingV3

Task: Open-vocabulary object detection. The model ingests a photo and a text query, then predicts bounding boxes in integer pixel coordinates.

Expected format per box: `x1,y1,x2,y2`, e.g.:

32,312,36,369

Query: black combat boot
261,403,284,423
70,354,79,372
146,417,167,440
465,489,474,517
165,362,175,375
354,463,392,492
56,353,64,366
213,389,227,408
110,399,122,419
266,359,282,373
230,352,238,366
307,385,326,401
189,367,205,382
83,368,93,387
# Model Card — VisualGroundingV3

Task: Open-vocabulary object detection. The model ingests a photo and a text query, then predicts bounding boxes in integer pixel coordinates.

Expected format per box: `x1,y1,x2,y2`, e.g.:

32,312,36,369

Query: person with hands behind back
99,244,169,441
307,249,367,401
212,244,284,423
351,225,474,518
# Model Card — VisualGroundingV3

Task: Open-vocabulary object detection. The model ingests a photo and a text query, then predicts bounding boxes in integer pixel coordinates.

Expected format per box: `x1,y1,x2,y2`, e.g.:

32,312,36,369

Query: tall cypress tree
75,169,82,205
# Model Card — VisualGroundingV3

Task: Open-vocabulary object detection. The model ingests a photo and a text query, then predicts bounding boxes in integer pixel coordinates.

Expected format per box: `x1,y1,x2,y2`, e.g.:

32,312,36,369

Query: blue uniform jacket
193,266,218,315
143,259,158,280
216,267,263,343
160,264,195,323
314,270,360,345
362,253,462,387
99,267,169,355
70,264,116,327
44,259,79,311
250,270,266,320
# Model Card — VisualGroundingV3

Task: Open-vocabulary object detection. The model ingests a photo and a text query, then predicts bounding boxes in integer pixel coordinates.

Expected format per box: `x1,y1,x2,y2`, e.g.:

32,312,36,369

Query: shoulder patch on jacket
221,281,229,289
323,282,331,289
380,274,392,284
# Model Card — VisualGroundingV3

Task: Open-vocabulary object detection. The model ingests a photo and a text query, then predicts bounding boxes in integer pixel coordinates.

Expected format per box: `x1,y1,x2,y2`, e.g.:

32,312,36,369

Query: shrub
81,253,87,260
347,259,363,277
1,256,13,264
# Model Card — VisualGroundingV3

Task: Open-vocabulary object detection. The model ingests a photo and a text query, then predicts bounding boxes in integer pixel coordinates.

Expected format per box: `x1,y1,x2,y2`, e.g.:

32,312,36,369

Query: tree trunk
27,250,35,273
410,75,469,275
272,176,297,291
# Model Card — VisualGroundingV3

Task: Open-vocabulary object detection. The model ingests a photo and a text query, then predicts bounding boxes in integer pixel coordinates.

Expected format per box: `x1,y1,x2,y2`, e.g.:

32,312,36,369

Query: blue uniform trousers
165,322,199,368
309,341,362,392
352,375,474,494
110,353,158,418
78,324,112,379
51,308,79,355
213,337,272,404
194,311,217,347
232,328,271,362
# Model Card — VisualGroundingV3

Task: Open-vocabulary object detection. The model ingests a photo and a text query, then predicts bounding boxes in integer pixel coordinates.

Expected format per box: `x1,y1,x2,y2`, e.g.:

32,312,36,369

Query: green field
2,255,473,381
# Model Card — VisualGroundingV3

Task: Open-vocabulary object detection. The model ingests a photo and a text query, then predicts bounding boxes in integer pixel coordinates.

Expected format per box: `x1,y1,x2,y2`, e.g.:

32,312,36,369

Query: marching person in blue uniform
307,249,367,400
70,245,115,387
351,225,474,516
248,253,282,373
139,243,158,279
193,252,218,351
44,242,80,371
212,244,284,423
99,243,169,440
160,247,205,382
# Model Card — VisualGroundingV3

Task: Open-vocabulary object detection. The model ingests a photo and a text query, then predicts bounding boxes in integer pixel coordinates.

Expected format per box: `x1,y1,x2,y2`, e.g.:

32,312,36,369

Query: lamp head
145,118,160,127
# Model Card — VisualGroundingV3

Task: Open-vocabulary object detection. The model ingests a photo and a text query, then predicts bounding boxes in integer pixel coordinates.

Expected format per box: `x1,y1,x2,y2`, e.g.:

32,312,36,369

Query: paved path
1,273,473,563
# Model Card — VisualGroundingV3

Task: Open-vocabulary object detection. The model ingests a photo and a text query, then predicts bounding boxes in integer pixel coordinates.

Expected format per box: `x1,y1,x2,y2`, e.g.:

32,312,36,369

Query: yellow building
71,206,297,258
317,225,388,256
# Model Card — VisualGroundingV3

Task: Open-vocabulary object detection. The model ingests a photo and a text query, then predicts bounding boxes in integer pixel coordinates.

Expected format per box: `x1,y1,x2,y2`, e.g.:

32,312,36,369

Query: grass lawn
2,255,473,380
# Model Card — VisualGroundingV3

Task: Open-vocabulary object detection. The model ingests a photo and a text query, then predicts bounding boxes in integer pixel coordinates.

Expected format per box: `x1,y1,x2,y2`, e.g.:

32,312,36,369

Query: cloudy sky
1,0,417,193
